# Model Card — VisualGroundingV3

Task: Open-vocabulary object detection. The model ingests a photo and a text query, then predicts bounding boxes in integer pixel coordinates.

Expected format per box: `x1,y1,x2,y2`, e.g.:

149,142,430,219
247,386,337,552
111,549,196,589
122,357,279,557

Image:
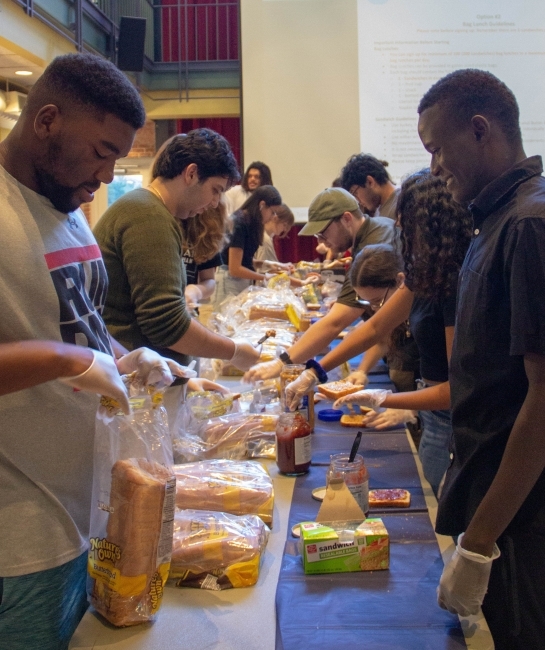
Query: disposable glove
185,284,203,309
230,340,261,372
285,369,318,411
117,348,197,388
60,350,130,415
345,370,369,387
361,408,417,430
438,533,501,617
243,358,283,382
333,388,392,410
187,377,230,395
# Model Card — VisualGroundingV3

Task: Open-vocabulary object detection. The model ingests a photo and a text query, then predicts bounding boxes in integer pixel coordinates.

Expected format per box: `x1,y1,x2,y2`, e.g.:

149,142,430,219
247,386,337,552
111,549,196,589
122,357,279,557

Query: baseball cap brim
298,217,334,237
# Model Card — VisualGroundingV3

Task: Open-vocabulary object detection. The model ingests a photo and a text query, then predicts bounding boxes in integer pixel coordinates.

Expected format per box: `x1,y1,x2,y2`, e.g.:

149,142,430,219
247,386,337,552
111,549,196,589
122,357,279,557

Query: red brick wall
127,119,156,158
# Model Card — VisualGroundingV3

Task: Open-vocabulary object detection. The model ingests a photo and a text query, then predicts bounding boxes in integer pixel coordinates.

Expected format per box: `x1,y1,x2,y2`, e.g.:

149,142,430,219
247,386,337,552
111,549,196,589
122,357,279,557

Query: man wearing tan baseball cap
244,186,395,382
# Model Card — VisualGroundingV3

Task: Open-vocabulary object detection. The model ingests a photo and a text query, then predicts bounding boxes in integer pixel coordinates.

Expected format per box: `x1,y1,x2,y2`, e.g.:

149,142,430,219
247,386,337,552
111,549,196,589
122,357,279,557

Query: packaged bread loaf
88,388,175,627
173,412,278,463
89,458,176,626
174,459,274,524
171,509,269,589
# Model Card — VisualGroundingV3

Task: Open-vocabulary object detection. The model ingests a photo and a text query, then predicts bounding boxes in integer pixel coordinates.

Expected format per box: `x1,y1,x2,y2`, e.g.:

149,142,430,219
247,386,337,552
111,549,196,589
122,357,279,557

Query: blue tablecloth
275,381,466,649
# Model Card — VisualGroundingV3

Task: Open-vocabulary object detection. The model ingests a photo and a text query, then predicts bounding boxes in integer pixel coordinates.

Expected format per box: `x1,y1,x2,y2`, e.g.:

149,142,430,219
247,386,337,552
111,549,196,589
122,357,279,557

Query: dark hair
26,53,145,129
398,169,472,300
235,185,282,252
242,161,273,191
331,176,342,188
153,129,240,186
341,154,392,189
275,203,295,238
418,69,521,144
350,244,403,289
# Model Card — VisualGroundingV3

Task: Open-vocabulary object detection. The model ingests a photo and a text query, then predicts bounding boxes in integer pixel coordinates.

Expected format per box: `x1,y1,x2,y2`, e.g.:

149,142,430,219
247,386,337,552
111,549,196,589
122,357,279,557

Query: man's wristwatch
305,358,328,384
279,351,293,365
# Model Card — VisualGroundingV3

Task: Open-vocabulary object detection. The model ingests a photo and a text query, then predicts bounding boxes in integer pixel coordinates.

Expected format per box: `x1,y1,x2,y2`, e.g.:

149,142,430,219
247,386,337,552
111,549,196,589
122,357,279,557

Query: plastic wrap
88,388,174,627
171,509,270,589
212,286,306,337
173,459,274,524
173,411,278,463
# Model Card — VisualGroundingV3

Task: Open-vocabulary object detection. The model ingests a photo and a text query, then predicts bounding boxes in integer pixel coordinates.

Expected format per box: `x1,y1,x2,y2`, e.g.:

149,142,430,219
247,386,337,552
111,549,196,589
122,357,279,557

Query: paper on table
316,478,365,522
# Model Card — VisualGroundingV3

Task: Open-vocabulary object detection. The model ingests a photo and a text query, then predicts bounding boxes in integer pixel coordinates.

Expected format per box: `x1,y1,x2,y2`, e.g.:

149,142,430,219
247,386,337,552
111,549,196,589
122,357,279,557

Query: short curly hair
418,69,521,144
241,161,273,191
341,154,392,190
153,129,240,187
26,53,145,129
398,169,472,300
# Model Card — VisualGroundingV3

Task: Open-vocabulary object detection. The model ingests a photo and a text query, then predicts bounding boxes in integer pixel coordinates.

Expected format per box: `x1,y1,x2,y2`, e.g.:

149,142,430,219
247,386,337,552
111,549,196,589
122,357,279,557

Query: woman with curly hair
285,168,472,495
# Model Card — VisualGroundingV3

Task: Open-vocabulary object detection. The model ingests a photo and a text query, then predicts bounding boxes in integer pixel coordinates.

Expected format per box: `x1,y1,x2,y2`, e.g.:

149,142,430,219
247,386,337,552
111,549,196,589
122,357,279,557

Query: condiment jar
327,453,369,514
276,412,312,475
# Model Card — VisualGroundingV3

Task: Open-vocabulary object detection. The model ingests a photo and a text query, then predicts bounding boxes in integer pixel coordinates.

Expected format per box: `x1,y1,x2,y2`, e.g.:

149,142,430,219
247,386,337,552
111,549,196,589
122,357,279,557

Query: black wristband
279,351,293,365
305,358,328,384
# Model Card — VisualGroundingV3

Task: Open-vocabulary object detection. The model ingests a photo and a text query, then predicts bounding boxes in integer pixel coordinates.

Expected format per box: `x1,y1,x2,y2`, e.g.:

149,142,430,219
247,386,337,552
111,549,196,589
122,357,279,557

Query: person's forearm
229,263,265,282
358,342,388,375
110,335,129,359
320,318,382,372
197,279,215,300
382,382,451,410
0,341,93,395
287,304,362,363
168,318,236,360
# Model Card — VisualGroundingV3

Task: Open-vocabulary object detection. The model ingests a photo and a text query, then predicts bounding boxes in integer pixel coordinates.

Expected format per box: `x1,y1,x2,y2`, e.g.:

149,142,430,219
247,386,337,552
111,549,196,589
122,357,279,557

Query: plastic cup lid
317,408,344,422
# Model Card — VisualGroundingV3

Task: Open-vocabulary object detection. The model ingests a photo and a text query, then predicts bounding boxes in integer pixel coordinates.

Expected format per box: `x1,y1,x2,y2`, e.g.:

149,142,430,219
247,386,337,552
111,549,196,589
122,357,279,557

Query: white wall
240,0,360,214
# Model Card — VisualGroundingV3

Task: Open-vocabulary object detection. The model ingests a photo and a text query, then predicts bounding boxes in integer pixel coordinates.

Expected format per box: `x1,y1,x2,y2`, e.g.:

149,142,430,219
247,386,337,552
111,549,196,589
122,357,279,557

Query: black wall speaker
117,17,147,72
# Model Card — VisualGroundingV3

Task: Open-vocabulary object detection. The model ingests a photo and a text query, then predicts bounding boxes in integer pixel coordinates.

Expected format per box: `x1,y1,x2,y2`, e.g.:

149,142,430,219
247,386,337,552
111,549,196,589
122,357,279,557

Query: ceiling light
15,70,33,76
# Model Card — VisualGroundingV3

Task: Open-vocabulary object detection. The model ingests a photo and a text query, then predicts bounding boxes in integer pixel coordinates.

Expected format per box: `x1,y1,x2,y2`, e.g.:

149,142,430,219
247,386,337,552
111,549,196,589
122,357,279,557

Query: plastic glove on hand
184,284,203,309
333,388,392,410
243,358,283,383
187,377,230,395
285,369,318,411
230,340,261,372
361,408,417,430
117,348,197,388
345,370,369,387
60,350,130,415
438,533,500,617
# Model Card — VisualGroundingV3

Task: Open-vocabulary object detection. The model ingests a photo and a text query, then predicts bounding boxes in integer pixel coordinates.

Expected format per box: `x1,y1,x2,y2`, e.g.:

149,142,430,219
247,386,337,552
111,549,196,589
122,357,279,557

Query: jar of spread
327,453,369,514
280,364,315,431
276,412,312,475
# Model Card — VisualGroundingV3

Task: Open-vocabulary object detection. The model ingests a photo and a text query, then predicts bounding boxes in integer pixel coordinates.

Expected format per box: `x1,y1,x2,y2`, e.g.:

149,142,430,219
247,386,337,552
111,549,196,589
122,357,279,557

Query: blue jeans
0,551,88,650
418,406,453,496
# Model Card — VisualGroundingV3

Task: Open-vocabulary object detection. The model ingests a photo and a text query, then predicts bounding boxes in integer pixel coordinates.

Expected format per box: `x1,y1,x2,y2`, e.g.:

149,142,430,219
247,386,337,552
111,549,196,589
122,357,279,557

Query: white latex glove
230,340,262,372
243,358,283,382
185,284,203,309
333,388,392,410
117,348,197,388
345,370,369,387
285,369,318,411
438,533,501,616
361,408,417,430
60,350,130,415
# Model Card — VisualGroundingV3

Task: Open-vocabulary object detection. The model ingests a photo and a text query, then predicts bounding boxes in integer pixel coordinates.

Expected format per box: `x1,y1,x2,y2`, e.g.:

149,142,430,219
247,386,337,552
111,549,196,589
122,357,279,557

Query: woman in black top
214,185,282,308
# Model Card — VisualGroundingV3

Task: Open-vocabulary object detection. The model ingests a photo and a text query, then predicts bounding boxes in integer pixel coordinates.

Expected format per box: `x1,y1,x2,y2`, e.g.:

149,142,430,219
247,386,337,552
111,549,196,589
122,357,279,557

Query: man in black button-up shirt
418,70,545,649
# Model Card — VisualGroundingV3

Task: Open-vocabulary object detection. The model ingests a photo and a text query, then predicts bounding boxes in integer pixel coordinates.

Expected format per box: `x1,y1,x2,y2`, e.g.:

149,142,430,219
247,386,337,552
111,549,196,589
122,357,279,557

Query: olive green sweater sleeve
94,189,191,358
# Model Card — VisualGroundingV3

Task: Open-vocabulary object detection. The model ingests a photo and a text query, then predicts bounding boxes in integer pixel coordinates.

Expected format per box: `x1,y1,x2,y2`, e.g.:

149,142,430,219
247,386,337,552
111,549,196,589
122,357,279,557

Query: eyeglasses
349,185,360,199
358,286,391,310
314,217,340,242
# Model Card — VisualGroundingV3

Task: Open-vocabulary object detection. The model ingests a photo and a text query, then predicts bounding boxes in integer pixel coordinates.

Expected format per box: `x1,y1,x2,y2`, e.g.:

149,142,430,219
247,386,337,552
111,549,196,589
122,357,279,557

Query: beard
34,140,93,213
